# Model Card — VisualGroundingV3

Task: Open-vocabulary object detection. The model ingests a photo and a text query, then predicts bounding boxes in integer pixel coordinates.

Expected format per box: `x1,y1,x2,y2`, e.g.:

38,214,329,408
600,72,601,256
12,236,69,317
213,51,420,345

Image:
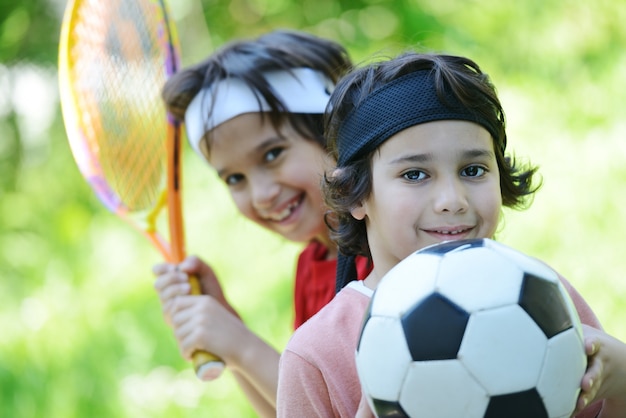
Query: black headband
336,69,503,167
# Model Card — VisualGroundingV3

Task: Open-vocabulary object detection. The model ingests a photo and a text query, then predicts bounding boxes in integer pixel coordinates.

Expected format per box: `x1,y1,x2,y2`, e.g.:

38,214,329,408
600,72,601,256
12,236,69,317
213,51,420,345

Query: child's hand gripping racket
58,0,225,381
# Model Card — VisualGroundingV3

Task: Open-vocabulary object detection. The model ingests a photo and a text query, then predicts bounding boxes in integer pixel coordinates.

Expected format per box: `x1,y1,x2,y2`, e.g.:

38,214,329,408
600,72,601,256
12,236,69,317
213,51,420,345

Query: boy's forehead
206,113,322,170
374,120,495,162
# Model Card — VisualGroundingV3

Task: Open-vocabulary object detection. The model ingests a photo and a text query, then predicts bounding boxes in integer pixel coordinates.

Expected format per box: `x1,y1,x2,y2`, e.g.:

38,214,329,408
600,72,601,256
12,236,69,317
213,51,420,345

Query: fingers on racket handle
186,275,225,380
192,350,225,381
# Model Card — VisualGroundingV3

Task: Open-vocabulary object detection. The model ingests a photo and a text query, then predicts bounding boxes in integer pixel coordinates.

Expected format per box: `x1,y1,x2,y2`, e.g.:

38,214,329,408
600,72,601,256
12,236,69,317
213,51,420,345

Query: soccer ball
356,238,586,418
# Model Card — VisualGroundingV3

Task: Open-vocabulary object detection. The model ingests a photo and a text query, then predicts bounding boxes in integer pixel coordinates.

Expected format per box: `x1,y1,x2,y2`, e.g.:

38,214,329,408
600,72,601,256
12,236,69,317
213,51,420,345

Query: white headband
184,68,333,157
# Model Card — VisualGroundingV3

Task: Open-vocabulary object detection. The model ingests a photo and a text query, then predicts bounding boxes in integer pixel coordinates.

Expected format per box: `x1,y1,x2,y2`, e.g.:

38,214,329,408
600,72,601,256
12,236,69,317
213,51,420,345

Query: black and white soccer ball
356,238,586,418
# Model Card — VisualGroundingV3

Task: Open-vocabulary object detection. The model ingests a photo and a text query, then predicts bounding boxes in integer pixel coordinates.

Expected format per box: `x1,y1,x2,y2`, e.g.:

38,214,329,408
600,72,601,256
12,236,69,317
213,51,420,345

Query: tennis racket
58,0,225,381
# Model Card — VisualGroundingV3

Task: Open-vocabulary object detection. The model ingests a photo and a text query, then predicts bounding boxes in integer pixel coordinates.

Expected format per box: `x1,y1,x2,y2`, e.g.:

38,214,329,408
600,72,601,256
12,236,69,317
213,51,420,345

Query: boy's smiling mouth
262,194,304,222
423,226,474,237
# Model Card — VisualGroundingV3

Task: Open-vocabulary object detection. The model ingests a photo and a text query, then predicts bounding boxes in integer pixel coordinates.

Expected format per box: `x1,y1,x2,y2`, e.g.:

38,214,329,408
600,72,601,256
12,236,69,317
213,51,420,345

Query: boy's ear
329,167,366,220
350,203,366,220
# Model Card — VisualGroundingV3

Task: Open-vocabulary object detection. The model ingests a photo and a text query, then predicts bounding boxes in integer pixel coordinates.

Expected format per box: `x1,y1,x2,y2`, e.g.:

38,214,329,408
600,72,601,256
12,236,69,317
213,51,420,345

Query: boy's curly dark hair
323,52,541,264
162,30,352,153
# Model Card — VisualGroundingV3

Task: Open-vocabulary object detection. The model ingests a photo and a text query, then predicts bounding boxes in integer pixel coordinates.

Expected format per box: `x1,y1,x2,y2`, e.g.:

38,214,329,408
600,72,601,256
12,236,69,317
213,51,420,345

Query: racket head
58,0,182,260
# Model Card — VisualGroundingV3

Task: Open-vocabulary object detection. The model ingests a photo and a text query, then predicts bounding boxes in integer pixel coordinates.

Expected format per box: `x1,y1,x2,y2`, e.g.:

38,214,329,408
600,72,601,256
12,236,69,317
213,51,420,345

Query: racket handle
188,274,226,381
192,351,225,381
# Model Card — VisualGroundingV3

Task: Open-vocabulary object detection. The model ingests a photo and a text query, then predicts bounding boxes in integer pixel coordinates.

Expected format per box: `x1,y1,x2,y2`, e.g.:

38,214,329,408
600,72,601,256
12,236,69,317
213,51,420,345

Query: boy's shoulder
285,283,372,360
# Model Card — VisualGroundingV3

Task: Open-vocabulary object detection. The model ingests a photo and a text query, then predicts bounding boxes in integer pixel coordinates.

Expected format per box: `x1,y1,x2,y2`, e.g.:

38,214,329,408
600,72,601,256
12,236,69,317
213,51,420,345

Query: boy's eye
462,165,486,177
403,170,427,181
224,173,244,186
264,147,284,163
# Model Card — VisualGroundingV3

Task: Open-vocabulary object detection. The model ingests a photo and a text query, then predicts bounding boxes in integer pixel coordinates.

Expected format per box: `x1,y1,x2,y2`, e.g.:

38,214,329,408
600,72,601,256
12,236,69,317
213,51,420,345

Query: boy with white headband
277,52,626,416
151,30,371,416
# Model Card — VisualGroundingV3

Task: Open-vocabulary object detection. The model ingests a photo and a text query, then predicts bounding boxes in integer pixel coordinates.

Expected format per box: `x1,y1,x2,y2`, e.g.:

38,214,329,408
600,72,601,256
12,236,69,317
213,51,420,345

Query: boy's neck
363,271,382,290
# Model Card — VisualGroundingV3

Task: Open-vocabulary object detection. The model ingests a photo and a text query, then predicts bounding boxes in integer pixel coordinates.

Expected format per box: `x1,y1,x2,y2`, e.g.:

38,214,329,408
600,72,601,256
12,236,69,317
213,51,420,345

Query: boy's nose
251,175,280,210
433,178,468,214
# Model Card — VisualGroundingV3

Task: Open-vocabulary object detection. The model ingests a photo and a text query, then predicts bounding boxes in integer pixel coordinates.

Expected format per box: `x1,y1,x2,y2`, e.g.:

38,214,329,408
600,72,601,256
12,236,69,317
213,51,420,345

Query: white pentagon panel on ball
459,304,547,395
356,315,412,402
485,239,561,284
399,360,489,417
436,246,524,313
371,252,440,318
536,327,586,417
566,297,584,341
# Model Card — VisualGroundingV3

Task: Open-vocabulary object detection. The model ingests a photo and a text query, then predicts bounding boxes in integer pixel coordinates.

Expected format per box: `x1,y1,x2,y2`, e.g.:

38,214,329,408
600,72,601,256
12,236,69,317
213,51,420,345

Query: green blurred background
1,0,625,416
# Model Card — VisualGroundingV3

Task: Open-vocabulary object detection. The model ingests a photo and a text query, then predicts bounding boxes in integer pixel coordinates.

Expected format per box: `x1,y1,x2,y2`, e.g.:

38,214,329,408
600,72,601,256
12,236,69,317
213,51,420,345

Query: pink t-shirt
278,276,604,417
279,281,373,417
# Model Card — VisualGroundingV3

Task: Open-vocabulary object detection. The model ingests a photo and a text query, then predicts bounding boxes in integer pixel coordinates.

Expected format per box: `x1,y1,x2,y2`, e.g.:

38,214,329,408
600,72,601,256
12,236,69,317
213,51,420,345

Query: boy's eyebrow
253,136,288,154
461,148,495,159
390,153,433,164
389,148,495,165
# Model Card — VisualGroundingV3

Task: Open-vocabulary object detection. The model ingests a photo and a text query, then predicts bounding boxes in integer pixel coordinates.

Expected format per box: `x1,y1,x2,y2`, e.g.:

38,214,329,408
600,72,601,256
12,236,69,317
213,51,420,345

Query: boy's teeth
268,201,298,221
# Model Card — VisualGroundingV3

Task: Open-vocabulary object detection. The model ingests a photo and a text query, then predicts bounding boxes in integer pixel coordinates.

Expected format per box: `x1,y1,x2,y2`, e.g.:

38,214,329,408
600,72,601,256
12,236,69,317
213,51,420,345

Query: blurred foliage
0,0,625,417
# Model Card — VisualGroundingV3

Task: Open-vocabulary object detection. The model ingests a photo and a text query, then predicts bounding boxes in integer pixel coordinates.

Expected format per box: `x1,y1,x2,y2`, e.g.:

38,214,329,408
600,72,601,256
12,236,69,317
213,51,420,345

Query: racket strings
68,0,169,213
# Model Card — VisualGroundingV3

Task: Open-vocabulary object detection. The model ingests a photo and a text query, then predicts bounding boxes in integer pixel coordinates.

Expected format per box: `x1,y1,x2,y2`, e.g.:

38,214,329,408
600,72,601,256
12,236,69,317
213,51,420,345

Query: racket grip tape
188,274,226,381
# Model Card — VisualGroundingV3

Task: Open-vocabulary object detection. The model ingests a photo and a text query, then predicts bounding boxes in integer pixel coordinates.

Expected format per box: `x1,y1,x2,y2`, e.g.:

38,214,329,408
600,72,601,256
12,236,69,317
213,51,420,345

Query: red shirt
293,241,371,329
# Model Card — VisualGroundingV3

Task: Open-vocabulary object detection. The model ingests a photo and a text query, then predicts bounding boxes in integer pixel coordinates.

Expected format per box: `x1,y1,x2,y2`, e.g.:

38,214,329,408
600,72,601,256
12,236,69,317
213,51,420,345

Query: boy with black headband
277,52,626,417
151,30,371,416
